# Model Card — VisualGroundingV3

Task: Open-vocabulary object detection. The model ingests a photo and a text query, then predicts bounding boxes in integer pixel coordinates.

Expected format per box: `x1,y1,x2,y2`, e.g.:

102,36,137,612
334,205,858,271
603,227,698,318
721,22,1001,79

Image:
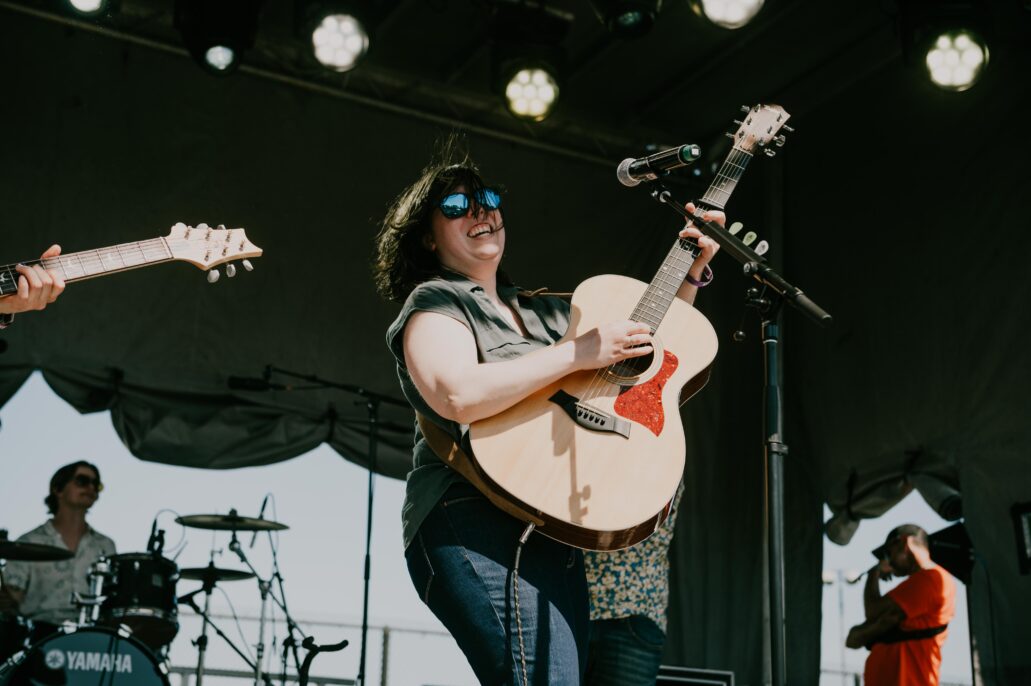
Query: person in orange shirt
846,524,956,686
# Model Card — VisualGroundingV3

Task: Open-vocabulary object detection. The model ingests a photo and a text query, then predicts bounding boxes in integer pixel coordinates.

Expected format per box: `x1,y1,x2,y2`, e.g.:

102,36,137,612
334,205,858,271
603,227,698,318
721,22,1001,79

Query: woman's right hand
572,320,653,370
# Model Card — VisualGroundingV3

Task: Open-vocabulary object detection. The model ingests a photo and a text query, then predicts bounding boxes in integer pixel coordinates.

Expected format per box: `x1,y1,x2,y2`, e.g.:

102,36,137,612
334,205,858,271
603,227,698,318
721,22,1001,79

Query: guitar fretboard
628,146,754,334
0,239,172,296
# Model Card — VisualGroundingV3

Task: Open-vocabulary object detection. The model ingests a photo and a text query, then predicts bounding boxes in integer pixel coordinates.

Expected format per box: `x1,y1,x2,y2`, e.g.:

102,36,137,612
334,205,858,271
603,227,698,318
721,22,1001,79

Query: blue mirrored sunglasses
437,189,502,219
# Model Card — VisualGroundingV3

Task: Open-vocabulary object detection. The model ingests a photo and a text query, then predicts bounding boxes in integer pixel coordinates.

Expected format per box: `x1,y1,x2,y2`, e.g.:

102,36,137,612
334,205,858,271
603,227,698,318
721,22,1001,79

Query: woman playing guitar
373,147,722,685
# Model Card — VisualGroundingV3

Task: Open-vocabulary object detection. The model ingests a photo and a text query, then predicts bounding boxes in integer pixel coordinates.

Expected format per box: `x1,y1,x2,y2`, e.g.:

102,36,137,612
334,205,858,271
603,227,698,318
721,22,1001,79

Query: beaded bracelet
685,264,714,288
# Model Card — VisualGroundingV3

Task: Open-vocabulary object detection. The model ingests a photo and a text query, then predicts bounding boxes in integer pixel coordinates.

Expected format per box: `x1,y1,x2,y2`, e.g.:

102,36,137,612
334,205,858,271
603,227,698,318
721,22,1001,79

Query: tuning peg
729,221,744,236
207,269,220,284
733,119,743,126
197,223,209,231
764,148,777,157
725,131,736,139
743,231,757,246
774,135,786,147
740,105,750,113
782,125,794,134
755,240,769,256
226,263,237,278
242,260,254,272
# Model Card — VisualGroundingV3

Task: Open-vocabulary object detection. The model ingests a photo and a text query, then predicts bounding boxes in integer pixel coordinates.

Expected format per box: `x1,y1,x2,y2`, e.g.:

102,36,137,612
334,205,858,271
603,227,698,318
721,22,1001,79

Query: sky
1,373,972,686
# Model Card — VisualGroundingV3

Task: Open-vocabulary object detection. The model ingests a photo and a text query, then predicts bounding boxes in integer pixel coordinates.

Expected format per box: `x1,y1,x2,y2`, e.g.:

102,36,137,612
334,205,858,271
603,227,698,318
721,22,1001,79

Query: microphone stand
647,182,832,686
261,366,408,686
178,588,261,681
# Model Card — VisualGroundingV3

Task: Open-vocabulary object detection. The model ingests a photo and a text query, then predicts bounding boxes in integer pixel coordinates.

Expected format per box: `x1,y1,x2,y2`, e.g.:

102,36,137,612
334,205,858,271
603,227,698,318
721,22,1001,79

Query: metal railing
168,666,353,686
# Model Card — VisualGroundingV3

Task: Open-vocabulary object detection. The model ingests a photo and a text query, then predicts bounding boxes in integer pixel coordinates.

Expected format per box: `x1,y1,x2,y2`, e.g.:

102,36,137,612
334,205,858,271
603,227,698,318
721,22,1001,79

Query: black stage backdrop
2,6,1030,683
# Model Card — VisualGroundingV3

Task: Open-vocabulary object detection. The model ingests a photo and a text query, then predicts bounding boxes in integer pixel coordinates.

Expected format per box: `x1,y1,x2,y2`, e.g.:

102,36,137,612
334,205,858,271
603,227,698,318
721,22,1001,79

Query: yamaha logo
44,649,65,669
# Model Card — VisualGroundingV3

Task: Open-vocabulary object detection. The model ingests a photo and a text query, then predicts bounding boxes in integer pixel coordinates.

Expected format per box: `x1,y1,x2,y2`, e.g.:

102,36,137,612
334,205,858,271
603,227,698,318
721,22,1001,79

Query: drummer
0,461,116,637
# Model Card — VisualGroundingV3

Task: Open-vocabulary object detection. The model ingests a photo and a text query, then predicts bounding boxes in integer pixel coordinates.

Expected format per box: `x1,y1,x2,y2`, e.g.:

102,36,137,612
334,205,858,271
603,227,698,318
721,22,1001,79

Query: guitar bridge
549,390,631,438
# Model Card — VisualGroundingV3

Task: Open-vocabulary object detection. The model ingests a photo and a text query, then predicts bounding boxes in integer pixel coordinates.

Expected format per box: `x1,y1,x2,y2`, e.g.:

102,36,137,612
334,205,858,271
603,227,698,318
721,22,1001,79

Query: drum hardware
179,557,254,686
75,557,111,626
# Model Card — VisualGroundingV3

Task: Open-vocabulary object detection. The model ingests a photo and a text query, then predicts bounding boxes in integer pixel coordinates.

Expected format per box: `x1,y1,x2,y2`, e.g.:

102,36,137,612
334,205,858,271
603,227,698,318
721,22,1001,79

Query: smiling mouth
468,223,503,238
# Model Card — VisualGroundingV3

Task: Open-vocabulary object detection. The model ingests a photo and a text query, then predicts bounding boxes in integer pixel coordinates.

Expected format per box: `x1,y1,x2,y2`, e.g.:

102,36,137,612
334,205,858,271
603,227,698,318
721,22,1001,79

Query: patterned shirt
4,521,116,624
585,482,684,633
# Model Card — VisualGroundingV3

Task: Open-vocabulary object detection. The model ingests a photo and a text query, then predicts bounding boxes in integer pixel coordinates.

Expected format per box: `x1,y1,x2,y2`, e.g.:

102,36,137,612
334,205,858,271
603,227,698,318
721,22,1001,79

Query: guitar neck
629,145,754,333
0,238,173,296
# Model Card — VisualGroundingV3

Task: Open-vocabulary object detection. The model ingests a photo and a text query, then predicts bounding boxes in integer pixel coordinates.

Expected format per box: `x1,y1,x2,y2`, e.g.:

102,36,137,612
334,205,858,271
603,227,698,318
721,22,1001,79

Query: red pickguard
613,350,678,436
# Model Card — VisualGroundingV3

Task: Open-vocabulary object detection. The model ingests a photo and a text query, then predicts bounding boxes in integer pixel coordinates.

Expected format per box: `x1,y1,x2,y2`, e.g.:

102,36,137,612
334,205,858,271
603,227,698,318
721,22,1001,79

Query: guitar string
575,147,751,410
575,148,742,407
0,238,198,295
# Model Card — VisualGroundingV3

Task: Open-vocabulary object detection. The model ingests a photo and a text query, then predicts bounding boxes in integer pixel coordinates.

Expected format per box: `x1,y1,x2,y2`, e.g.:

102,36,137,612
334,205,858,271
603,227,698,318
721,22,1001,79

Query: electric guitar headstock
165,222,262,282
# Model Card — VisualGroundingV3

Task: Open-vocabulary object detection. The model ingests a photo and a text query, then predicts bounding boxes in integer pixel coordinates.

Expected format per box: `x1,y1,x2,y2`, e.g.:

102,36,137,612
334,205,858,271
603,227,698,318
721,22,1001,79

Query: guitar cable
513,521,536,686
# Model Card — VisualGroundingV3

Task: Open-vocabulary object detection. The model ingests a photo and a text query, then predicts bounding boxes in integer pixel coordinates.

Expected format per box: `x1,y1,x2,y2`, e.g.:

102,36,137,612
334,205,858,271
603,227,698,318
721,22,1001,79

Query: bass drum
0,626,169,686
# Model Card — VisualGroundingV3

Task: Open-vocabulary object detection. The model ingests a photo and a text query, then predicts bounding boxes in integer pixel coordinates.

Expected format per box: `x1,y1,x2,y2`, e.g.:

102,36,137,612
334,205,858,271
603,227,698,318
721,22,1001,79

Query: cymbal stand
228,531,272,686
261,365,408,686
178,588,262,682
192,554,220,686
268,531,304,685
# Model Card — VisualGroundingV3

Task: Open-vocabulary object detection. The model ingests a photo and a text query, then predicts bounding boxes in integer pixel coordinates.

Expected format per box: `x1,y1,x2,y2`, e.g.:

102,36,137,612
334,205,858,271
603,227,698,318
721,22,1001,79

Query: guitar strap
415,412,544,527
414,288,573,529
866,624,948,648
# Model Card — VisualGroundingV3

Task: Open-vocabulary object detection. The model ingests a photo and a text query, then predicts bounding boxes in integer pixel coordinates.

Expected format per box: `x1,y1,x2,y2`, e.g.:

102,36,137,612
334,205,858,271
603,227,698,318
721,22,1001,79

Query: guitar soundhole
607,349,654,382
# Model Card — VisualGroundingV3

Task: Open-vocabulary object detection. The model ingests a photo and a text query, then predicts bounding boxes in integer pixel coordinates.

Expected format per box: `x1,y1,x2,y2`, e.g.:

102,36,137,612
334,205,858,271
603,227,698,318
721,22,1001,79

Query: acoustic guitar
0,223,262,301
460,105,792,550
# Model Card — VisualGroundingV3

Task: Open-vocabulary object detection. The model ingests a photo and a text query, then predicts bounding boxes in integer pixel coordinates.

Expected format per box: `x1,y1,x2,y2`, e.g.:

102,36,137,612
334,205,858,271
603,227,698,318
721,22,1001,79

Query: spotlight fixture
64,0,118,18
688,0,765,30
174,0,265,76
296,2,373,73
900,0,991,92
490,1,572,122
589,0,663,38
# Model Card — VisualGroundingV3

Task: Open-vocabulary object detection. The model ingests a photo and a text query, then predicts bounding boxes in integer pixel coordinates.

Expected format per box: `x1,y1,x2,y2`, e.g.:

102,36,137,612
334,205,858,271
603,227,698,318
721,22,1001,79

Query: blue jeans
584,616,666,686
405,483,590,685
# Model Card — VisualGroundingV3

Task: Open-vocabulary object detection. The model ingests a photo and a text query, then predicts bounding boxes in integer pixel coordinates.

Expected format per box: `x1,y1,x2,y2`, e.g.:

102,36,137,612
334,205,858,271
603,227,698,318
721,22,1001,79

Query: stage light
65,0,118,18
311,13,369,71
504,67,559,121
900,0,991,92
589,1,662,38
204,46,235,72
688,0,764,29
297,3,374,72
924,30,988,91
490,1,572,122
174,0,264,76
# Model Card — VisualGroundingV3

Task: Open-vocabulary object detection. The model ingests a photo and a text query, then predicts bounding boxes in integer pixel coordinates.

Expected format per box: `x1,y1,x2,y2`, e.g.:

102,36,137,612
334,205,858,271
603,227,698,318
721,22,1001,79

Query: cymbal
175,512,288,532
179,565,255,583
0,540,74,562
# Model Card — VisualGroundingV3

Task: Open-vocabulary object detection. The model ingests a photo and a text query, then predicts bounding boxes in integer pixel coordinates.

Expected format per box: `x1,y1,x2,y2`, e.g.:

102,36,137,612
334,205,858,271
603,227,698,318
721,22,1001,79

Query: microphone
227,376,289,391
249,494,270,548
147,519,159,553
617,144,702,187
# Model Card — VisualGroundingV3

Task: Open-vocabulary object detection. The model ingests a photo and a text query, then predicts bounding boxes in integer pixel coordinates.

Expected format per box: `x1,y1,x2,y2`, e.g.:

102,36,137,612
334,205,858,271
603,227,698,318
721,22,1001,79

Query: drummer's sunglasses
437,188,502,219
73,474,104,491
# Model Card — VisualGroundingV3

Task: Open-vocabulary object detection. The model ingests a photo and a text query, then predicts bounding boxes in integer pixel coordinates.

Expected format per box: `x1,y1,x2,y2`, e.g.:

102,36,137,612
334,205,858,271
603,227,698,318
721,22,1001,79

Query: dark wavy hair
373,139,504,302
45,461,101,514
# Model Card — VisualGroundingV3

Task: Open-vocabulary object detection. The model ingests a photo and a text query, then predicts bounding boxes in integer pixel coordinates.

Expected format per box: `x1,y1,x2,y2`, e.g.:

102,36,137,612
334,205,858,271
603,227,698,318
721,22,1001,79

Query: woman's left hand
679,202,723,280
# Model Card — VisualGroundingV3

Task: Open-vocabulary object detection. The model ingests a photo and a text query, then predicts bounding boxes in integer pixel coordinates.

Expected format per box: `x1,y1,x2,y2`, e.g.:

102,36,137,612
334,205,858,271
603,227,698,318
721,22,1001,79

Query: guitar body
467,274,718,550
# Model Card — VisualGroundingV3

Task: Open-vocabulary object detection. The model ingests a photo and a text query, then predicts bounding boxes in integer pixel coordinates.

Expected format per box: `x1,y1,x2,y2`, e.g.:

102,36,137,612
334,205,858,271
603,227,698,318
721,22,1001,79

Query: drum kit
0,508,343,686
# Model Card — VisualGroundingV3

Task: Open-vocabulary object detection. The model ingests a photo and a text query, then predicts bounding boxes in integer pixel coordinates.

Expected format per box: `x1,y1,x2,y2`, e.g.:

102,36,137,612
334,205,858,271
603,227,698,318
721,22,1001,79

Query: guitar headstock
727,104,792,157
165,223,262,280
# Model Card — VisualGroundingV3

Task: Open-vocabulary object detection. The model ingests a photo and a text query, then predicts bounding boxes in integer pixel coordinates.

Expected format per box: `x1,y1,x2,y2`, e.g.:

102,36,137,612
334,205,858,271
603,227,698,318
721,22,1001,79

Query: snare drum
0,626,169,686
98,554,179,649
